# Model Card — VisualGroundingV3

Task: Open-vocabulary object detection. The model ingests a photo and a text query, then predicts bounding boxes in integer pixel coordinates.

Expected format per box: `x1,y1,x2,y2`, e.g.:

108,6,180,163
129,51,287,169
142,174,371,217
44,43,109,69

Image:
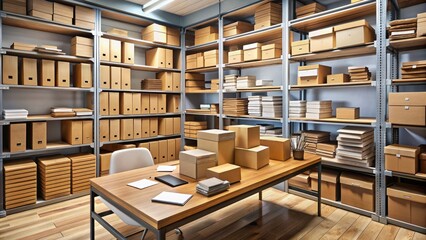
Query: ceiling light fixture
142,0,175,13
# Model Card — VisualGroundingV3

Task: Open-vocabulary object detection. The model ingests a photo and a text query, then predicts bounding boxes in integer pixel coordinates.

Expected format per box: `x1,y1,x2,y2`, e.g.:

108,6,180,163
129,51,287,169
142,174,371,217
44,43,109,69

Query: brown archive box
120,119,133,140
20,58,37,86
132,93,141,114
74,5,95,22
336,107,360,120
206,163,241,184
120,92,133,115
228,50,244,64
340,172,375,212
158,140,168,163
39,59,55,87
110,66,121,89
235,146,269,170
82,120,93,144
138,142,149,149
99,92,109,116
53,13,72,25
109,119,120,141
2,55,18,85
121,68,131,89
387,183,426,228
310,170,340,201
141,118,150,138
384,144,419,175
297,64,331,85
99,119,109,142
109,39,122,63
142,23,167,43
74,63,92,88
100,152,112,176
327,73,350,84
334,20,375,48
71,36,93,58
291,40,310,56
122,42,135,64
224,21,253,38
149,94,158,113
29,9,52,21
243,43,262,62
261,43,282,60
61,120,83,145
37,155,71,200
2,0,26,15
146,47,166,68
418,12,426,37
167,139,176,160
28,122,47,150
156,72,174,91
158,94,167,113
228,125,260,149
167,95,180,113
180,149,217,179
53,2,73,18
100,65,110,89
100,38,110,61
109,92,120,115
159,118,174,136
309,27,335,52
167,27,180,46
5,123,27,152
197,129,235,165
4,159,37,209
173,117,181,135
149,141,159,164
28,0,53,14
133,118,142,139
150,117,158,137
141,93,150,114
260,136,291,161
388,92,426,126
56,61,70,87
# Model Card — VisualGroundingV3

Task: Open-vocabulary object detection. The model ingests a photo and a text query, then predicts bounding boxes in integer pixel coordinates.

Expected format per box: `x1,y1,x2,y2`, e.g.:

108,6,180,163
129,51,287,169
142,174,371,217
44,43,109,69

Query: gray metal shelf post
0,14,5,217
180,27,186,149
94,8,101,177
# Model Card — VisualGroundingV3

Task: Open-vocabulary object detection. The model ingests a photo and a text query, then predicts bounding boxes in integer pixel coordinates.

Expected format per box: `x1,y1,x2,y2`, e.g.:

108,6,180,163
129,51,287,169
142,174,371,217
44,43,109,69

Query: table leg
317,163,322,217
90,188,95,240
259,191,262,200
157,229,166,240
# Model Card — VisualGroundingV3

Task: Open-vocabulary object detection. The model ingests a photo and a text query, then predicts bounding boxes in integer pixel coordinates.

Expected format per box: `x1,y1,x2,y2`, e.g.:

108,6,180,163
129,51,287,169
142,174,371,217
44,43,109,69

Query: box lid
310,169,340,183
291,39,310,47
204,49,219,56
334,19,372,32
236,145,269,153
207,163,241,173
179,149,216,163
142,23,166,35
384,144,419,158
229,50,243,56
387,184,426,204
224,21,253,29
243,42,262,50
309,27,333,38
261,43,282,50
389,92,426,106
260,136,289,143
298,64,322,71
71,36,93,46
197,129,235,141
38,155,70,166
340,172,374,190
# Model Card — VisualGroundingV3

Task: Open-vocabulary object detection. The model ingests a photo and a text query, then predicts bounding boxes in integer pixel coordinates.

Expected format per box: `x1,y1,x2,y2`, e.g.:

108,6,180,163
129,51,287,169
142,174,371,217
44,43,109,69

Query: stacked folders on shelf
336,127,375,167
197,177,230,197
389,18,417,40
401,60,426,80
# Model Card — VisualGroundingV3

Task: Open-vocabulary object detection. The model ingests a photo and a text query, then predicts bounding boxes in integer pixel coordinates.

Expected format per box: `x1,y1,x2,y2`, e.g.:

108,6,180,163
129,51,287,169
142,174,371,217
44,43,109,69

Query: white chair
101,148,154,239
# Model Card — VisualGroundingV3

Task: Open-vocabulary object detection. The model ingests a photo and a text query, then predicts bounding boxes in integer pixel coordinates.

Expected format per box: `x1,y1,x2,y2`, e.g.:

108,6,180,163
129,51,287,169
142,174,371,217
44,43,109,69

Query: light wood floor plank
377,224,401,240
300,208,348,240
395,228,416,240
339,215,371,240
413,232,426,240
358,220,385,240
320,212,359,240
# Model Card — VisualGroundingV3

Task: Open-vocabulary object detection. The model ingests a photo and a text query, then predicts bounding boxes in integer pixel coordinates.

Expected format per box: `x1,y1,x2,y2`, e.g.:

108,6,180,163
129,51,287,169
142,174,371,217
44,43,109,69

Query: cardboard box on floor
310,170,340,201
197,129,235,165
179,149,217,180
259,136,291,161
384,144,419,174
206,163,241,184
340,172,375,212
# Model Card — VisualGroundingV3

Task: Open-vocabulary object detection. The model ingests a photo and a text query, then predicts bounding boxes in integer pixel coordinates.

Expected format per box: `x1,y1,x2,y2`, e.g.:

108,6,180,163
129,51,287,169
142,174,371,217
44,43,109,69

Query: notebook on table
152,191,192,206
155,174,188,187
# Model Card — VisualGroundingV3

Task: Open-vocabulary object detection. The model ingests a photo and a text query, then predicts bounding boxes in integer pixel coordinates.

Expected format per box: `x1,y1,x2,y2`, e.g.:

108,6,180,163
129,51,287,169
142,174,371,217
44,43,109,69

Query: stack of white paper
223,74,238,91
306,101,332,119
262,96,282,118
289,100,306,118
236,76,256,89
248,95,262,116
336,126,375,168
2,109,28,120
257,123,275,134
256,79,273,87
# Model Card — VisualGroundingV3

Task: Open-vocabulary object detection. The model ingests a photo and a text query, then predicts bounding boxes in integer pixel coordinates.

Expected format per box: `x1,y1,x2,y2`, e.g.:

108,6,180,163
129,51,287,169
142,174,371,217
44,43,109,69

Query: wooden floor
0,188,425,240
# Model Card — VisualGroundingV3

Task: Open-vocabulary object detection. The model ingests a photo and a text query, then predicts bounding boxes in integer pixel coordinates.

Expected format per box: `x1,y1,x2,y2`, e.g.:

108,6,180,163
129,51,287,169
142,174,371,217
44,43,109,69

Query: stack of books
73,108,93,116
306,101,332,119
348,66,372,82
256,79,273,87
196,177,230,197
289,100,306,118
141,79,162,90
401,60,426,80
51,107,75,117
248,96,262,116
302,130,331,154
389,18,417,40
262,96,282,118
223,74,238,91
223,98,248,115
316,142,338,159
336,127,375,168
236,75,256,89
257,124,275,134
2,109,28,120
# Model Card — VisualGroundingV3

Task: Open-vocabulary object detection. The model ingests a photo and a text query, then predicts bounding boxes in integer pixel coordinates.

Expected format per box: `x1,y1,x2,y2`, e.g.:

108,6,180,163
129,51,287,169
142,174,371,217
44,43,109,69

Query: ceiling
126,0,221,16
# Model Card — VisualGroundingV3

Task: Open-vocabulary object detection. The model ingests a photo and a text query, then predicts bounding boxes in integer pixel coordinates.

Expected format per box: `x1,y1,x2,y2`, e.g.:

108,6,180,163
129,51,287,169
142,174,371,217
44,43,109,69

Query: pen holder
293,150,304,160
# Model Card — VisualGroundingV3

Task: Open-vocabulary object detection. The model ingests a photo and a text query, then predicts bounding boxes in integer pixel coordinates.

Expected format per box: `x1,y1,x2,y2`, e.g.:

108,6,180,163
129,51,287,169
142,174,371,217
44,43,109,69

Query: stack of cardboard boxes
223,98,248,116
74,5,95,30
38,155,71,200
295,3,326,19
223,21,254,38
388,92,426,126
254,2,282,30
389,18,417,40
197,129,235,165
142,23,167,44
68,153,96,193
186,50,227,69
400,60,426,81
4,160,37,209
185,121,207,139
53,2,73,25
194,26,218,45
28,0,53,21
61,120,93,145
185,73,205,91
71,36,93,58
2,0,26,15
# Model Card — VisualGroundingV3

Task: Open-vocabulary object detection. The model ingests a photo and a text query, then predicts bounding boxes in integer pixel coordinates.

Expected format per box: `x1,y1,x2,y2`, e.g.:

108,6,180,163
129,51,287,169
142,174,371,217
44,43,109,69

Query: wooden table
90,154,322,240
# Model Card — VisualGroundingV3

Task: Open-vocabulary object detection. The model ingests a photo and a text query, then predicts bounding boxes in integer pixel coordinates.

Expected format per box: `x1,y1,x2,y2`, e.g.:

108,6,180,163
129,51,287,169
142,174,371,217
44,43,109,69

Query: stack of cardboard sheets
4,160,37,209
236,76,256,89
316,142,338,158
348,66,372,82
389,18,417,40
289,100,306,118
68,153,96,194
336,127,375,167
185,73,205,92
223,98,248,115
184,121,207,139
306,101,332,119
38,155,71,200
141,79,162,90
401,60,426,80
302,130,331,154
254,2,282,30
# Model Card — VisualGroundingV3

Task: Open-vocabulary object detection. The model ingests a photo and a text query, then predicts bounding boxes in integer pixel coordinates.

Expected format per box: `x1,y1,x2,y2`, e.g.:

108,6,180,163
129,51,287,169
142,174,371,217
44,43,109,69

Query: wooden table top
90,153,321,229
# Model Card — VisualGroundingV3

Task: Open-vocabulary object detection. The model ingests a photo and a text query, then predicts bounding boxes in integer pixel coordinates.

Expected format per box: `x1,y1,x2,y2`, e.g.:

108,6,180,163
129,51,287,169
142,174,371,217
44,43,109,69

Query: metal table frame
90,162,321,240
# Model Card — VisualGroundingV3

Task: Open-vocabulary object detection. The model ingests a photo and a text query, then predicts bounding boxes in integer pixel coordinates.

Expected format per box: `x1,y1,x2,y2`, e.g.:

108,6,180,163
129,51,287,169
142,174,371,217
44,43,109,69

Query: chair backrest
110,148,154,174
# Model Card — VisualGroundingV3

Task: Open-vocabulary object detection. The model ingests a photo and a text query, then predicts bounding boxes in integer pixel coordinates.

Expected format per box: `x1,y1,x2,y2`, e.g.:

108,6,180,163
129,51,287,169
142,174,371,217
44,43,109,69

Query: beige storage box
388,92,426,126
261,43,282,60
309,27,335,52
243,43,262,61
336,107,360,120
61,120,83,145
310,169,340,201
74,63,92,88
167,27,180,46
71,36,93,58
74,6,95,29
206,163,241,184
179,149,217,180
5,123,26,153
384,144,419,175
288,174,311,191
186,53,197,69
4,159,37,209
228,50,244,64
417,12,426,37
28,122,47,150
334,19,375,48
291,40,310,56
194,26,218,45
297,64,332,85
260,136,291,161
197,129,235,165
2,0,26,15
204,49,228,67
224,21,254,37
2,55,18,85
228,125,260,149
235,146,269,170
142,23,167,43
327,73,350,84
387,183,426,228
340,172,375,212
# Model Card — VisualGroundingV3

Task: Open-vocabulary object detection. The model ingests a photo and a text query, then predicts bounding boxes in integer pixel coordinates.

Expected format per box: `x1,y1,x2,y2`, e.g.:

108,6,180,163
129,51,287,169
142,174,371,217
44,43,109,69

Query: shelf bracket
90,143,95,148
386,79,392,86
384,170,392,176
1,154,10,159
89,87,96,92
0,121,10,126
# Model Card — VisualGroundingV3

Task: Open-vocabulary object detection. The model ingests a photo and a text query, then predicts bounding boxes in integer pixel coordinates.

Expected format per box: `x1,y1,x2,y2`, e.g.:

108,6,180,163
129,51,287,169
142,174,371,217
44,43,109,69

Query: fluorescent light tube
143,0,175,13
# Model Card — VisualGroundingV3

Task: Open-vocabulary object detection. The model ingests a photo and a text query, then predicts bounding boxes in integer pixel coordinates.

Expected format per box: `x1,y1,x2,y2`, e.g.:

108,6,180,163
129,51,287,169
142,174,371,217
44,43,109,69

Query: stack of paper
51,107,75,117
289,100,306,118
401,60,426,80
306,101,332,119
348,66,372,82
265,127,282,136
262,96,282,118
389,18,417,40
73,108,93,116
196,177,230,197
236,75,256,89
248,96,262,116
141,79,162,90
336,126,375,168
223,74,238,91
256,79,273,87
257,124,275,134
223,98,248,115
2,109,28,120
302,130,331,154
316,142,338,158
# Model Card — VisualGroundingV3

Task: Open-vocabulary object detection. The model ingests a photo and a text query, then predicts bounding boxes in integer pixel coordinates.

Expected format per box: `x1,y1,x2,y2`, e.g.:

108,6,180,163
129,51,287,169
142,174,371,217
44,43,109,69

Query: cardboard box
389,92,426,126
61,121,83,145
56,61,70,87
20,58,37,86
146,48,166,68
142,23,167,43
109,119,120,141
310,170,340,201
4,123,26,152
100,38,110,61
173,117,181,135
150,118,158,137
297,64,331,85
336,107,360,120
82,120,93,144
141,118,150,138
99,65,110,89
71,36,93,58
74,63,92,88
37,155,71,200
165,49,173,69
387,183,426,228
74,19,95,30
39,59,55,86
291,40,310,56
110,66,121,89
309,27,335,52
99,119,109,142
2,1,26,15
340,172,375,212
120,119,133,140
228,125,260,149
186,54,197,69
195,33,218,45
28,0,53,14
334,19,375,48
132,93,141,114
204,50,224,67
29,10,52,21
167,139,176,160
28,122,47,150
206,163,241,183
156,72,173,91
3,55,18,85
389,92,426,106
74,5,95,23
172,72,180,91
53,2,73,18
141,94,150,114
197,130,235,165
179,149,217,179
120,92,133,115
243,45,262,61
158,118,174,136
197,55,204,68
158,94,167,113
385,144,419,175
224,21,254,38
228,49,244,64
150,141,159,164
259,136,291,161
109,92,120,115
121,68,131,90
167,27,180,46
158,140,168,163
327,73,350,84
122,42,134,64
53,14,72,25
235,146,269,170
133,118,142,139
109,39,121,63
417,13,426,37
261,43,282,60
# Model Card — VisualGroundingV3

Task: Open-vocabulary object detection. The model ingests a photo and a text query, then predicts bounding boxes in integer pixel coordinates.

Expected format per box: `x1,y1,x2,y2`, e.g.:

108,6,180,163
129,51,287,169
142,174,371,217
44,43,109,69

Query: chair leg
175,228,184,240
141,229,148,240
